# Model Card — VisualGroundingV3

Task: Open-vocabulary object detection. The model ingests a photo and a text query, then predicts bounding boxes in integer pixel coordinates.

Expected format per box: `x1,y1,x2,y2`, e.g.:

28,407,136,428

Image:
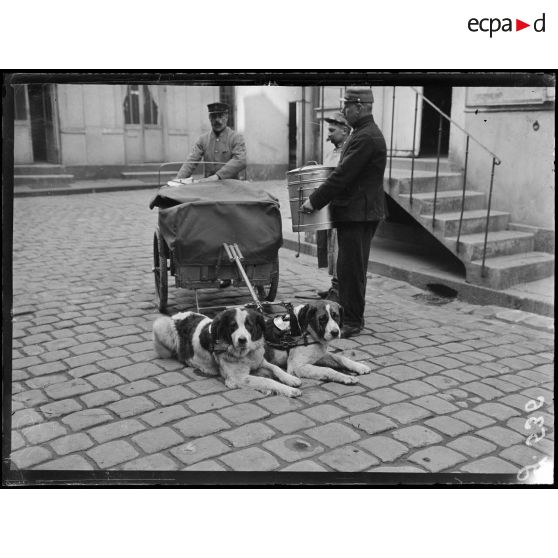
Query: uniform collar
352,114,374,130
211,126,231,139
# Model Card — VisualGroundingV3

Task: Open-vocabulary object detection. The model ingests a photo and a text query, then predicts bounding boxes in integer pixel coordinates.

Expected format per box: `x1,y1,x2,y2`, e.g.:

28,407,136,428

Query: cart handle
222,243,263,313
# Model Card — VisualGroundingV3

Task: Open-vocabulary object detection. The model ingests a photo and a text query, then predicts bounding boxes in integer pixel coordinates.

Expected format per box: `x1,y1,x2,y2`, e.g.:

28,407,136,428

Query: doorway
123,84,164,163
27,84,59,163
288,101,297,170
419,86,452,157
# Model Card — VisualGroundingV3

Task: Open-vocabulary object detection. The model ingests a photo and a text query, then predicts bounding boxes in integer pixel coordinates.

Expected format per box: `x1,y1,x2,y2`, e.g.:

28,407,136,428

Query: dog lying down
152,308,302,397
152,300,372,398
264,300,372,385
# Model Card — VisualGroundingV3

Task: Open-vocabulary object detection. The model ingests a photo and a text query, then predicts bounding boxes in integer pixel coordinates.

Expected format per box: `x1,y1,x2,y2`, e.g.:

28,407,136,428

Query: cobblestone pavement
10,188,554,479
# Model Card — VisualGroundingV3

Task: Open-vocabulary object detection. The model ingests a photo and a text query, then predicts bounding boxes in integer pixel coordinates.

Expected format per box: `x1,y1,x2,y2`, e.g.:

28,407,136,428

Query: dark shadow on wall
244,93,290,181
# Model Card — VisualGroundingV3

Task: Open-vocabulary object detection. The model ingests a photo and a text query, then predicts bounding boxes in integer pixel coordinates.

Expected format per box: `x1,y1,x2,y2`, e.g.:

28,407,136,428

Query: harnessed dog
153,308,302,397
264,300,372,384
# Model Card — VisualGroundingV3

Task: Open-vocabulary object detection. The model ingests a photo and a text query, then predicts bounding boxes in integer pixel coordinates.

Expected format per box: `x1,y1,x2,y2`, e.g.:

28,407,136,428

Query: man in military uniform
175,102,247,182
301,88,387,338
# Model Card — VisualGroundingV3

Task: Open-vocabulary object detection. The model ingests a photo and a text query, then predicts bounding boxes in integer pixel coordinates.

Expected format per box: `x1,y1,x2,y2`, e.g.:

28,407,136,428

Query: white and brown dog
153,311,219,376
264,300,372,384
153,308,301,397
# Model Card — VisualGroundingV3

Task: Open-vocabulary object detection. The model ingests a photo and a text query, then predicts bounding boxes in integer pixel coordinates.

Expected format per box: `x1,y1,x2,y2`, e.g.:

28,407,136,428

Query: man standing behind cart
175,102,246,183
301,88,387,338
317,111,351,302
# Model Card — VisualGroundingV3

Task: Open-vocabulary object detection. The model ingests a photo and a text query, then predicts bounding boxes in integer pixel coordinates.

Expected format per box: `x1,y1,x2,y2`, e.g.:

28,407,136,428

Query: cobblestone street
9,188,554,479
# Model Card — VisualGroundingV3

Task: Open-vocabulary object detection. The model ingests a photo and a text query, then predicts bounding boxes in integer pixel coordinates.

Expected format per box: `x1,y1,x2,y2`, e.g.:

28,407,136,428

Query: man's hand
198,174,220,183
167,177,193,187
300,199,315,214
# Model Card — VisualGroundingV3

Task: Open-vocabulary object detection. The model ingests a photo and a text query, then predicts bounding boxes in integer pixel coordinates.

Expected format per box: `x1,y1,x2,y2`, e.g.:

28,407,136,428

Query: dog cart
149,180,282,313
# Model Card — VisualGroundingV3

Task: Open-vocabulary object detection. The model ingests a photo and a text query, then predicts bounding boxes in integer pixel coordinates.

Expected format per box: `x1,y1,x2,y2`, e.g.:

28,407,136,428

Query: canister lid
287,163,336,175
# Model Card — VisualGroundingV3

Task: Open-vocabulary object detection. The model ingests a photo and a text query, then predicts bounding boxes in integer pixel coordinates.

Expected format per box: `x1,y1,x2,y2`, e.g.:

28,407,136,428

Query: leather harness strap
266,304,319,352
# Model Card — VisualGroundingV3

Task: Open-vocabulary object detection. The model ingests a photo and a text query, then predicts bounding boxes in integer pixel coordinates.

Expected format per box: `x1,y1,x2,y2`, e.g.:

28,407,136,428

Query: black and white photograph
3,72,554,486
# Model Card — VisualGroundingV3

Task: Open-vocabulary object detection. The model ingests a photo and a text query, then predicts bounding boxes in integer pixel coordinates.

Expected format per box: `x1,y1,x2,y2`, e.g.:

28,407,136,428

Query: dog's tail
152,315,177,359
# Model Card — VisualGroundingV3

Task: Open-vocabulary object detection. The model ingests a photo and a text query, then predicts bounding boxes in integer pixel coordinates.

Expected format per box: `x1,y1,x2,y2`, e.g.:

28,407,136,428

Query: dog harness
266,302,319,352
207,323,231,355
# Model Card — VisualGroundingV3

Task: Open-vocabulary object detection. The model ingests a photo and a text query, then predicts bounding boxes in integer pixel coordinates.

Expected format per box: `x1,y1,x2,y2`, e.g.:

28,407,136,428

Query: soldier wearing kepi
301,87,387,338
317,111,351,302
175,102,247,183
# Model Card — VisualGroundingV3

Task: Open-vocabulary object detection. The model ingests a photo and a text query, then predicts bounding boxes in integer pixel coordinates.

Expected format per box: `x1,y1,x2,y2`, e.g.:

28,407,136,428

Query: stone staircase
386,158,554,290
14,164,75,188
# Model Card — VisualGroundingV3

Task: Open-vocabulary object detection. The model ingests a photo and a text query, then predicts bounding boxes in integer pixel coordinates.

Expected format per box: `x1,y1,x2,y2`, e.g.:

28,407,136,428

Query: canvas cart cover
149,180,283,266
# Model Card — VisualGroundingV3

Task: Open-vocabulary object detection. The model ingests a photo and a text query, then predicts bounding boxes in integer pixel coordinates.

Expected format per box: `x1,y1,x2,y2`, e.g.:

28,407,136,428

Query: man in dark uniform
175,102,246,182
301,87,387,338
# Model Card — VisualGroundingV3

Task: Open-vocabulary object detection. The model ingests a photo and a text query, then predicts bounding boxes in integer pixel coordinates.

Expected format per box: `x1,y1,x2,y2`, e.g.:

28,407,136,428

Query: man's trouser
316,229,339,290
327,228,338,288
336,220,380,327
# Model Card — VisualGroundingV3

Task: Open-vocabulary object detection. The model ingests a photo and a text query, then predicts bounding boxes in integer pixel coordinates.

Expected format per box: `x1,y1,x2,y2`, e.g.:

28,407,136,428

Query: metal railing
387,86,502,278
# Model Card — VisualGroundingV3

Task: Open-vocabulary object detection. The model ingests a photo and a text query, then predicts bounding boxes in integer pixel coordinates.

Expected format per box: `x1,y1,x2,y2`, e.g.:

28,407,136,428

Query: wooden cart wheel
256,257,279,302
153,230,168,313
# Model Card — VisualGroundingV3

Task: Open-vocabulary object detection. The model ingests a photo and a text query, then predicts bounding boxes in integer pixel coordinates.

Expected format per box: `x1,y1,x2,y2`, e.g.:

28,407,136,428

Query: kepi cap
324,111,349,128
208,102,229,114
342,87,374,104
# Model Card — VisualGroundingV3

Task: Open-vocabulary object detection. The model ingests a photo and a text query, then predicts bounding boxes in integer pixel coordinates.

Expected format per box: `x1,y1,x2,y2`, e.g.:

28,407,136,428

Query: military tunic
176,126,247,180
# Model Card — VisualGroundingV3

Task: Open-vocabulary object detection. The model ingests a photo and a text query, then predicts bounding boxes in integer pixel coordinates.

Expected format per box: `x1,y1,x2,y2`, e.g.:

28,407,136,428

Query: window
123,85,140,124
219,85,235,128
14,85,27,120
143,85,158,125
123,84,159,125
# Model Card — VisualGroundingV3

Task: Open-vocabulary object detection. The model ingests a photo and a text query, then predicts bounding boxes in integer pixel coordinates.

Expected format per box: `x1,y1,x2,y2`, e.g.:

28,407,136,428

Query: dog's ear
211,311,225,344
253,311,266,340
337,303,344,327
297,304,316,331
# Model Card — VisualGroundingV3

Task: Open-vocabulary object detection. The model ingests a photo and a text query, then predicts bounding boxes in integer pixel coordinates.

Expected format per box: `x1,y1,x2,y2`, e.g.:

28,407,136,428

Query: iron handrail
409,86,502,165
409,91,419,206
388,87,396,184
389,86,504,280
432,113,444,228
456,136,470,250
481,158,498,275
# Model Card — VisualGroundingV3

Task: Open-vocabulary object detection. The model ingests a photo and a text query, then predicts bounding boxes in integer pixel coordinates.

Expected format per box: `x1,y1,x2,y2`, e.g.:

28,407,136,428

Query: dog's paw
341,375,359,385
286,387,302,398
352,363,372,375
285,376,302,388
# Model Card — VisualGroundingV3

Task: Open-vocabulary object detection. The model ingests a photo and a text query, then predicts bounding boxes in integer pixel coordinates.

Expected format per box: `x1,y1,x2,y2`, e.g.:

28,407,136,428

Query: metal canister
286,163,335,232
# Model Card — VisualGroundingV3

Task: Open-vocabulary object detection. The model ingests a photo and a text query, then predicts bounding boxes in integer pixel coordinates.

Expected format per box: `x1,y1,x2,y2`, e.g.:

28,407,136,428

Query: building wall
164,85,219,163
14,83,219,172
14,122,33,164
57,84,219,168
235,86,308,179
449,86,555,229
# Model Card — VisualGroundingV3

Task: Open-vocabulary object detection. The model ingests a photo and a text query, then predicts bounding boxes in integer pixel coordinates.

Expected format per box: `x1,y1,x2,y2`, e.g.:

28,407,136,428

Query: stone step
387,157,452,173
388,173,464,195
398,190,486,213
445,230,535,261
420,209,510,236
466,252,555,290
14,174,75,186
14,164,66,176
